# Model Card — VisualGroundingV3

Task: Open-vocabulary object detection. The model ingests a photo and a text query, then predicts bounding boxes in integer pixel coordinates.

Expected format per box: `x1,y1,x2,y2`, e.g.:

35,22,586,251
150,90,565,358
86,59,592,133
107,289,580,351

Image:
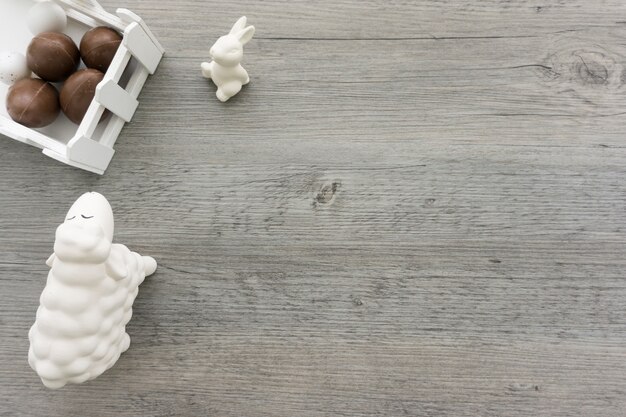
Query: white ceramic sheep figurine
28,192,157,389
201,16,255,102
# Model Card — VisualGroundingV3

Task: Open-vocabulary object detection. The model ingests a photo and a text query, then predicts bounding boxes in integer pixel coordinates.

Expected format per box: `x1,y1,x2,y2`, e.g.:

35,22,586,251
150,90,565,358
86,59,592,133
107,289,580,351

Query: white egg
26,1,68,35
0,52,31,85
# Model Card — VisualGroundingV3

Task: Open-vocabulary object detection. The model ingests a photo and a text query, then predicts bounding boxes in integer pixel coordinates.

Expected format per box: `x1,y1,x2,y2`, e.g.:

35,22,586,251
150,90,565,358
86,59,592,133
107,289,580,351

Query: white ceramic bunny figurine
28,192,157,389
201,16,255,102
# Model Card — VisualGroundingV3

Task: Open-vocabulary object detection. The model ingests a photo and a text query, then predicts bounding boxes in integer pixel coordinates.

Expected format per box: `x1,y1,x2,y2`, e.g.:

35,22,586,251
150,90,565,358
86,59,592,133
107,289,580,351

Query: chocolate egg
60,69,104,124
6,78,60,128
80,27,122,73
27,32,80,82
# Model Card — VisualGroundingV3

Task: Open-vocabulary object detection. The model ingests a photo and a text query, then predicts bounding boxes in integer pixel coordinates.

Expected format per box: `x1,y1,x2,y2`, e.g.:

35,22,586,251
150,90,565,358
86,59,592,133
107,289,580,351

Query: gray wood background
1,0,625,416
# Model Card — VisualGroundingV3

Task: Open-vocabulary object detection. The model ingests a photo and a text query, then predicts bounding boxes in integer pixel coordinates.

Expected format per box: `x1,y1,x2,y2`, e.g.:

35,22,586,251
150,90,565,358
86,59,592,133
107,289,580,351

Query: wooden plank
123,22,162,74
57,0,127,31
99,65,150,148
1,0,625,416
96,80,139,122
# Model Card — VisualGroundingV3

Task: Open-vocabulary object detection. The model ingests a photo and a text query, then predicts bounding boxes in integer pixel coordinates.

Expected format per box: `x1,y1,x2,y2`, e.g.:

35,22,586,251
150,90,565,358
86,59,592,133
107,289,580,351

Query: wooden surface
1,1,626,415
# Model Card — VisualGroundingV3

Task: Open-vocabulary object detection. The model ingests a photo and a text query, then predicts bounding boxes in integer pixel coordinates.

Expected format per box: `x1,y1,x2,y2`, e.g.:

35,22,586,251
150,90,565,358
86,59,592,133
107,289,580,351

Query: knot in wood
573,52,610,85
541,46,622,89
538,39,626,112
314,181,340,206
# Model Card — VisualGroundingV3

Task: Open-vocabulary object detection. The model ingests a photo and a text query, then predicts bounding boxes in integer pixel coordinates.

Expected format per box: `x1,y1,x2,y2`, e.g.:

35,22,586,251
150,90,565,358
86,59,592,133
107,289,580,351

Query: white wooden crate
0,0,164,175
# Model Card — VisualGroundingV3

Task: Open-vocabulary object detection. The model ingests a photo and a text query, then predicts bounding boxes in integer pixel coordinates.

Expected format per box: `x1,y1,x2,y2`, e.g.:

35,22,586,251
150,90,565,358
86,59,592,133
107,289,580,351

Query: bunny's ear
236,25,255,45
230,16,248,34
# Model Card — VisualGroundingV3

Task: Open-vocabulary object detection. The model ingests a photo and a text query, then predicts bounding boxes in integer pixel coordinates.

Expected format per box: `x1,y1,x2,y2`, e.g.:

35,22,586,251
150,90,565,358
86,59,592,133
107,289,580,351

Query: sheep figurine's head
209,16,255,67
54,192,114,264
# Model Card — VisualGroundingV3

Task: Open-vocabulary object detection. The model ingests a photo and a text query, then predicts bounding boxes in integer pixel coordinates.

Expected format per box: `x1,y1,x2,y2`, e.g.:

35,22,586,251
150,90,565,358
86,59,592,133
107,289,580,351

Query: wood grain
1,0,625,416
